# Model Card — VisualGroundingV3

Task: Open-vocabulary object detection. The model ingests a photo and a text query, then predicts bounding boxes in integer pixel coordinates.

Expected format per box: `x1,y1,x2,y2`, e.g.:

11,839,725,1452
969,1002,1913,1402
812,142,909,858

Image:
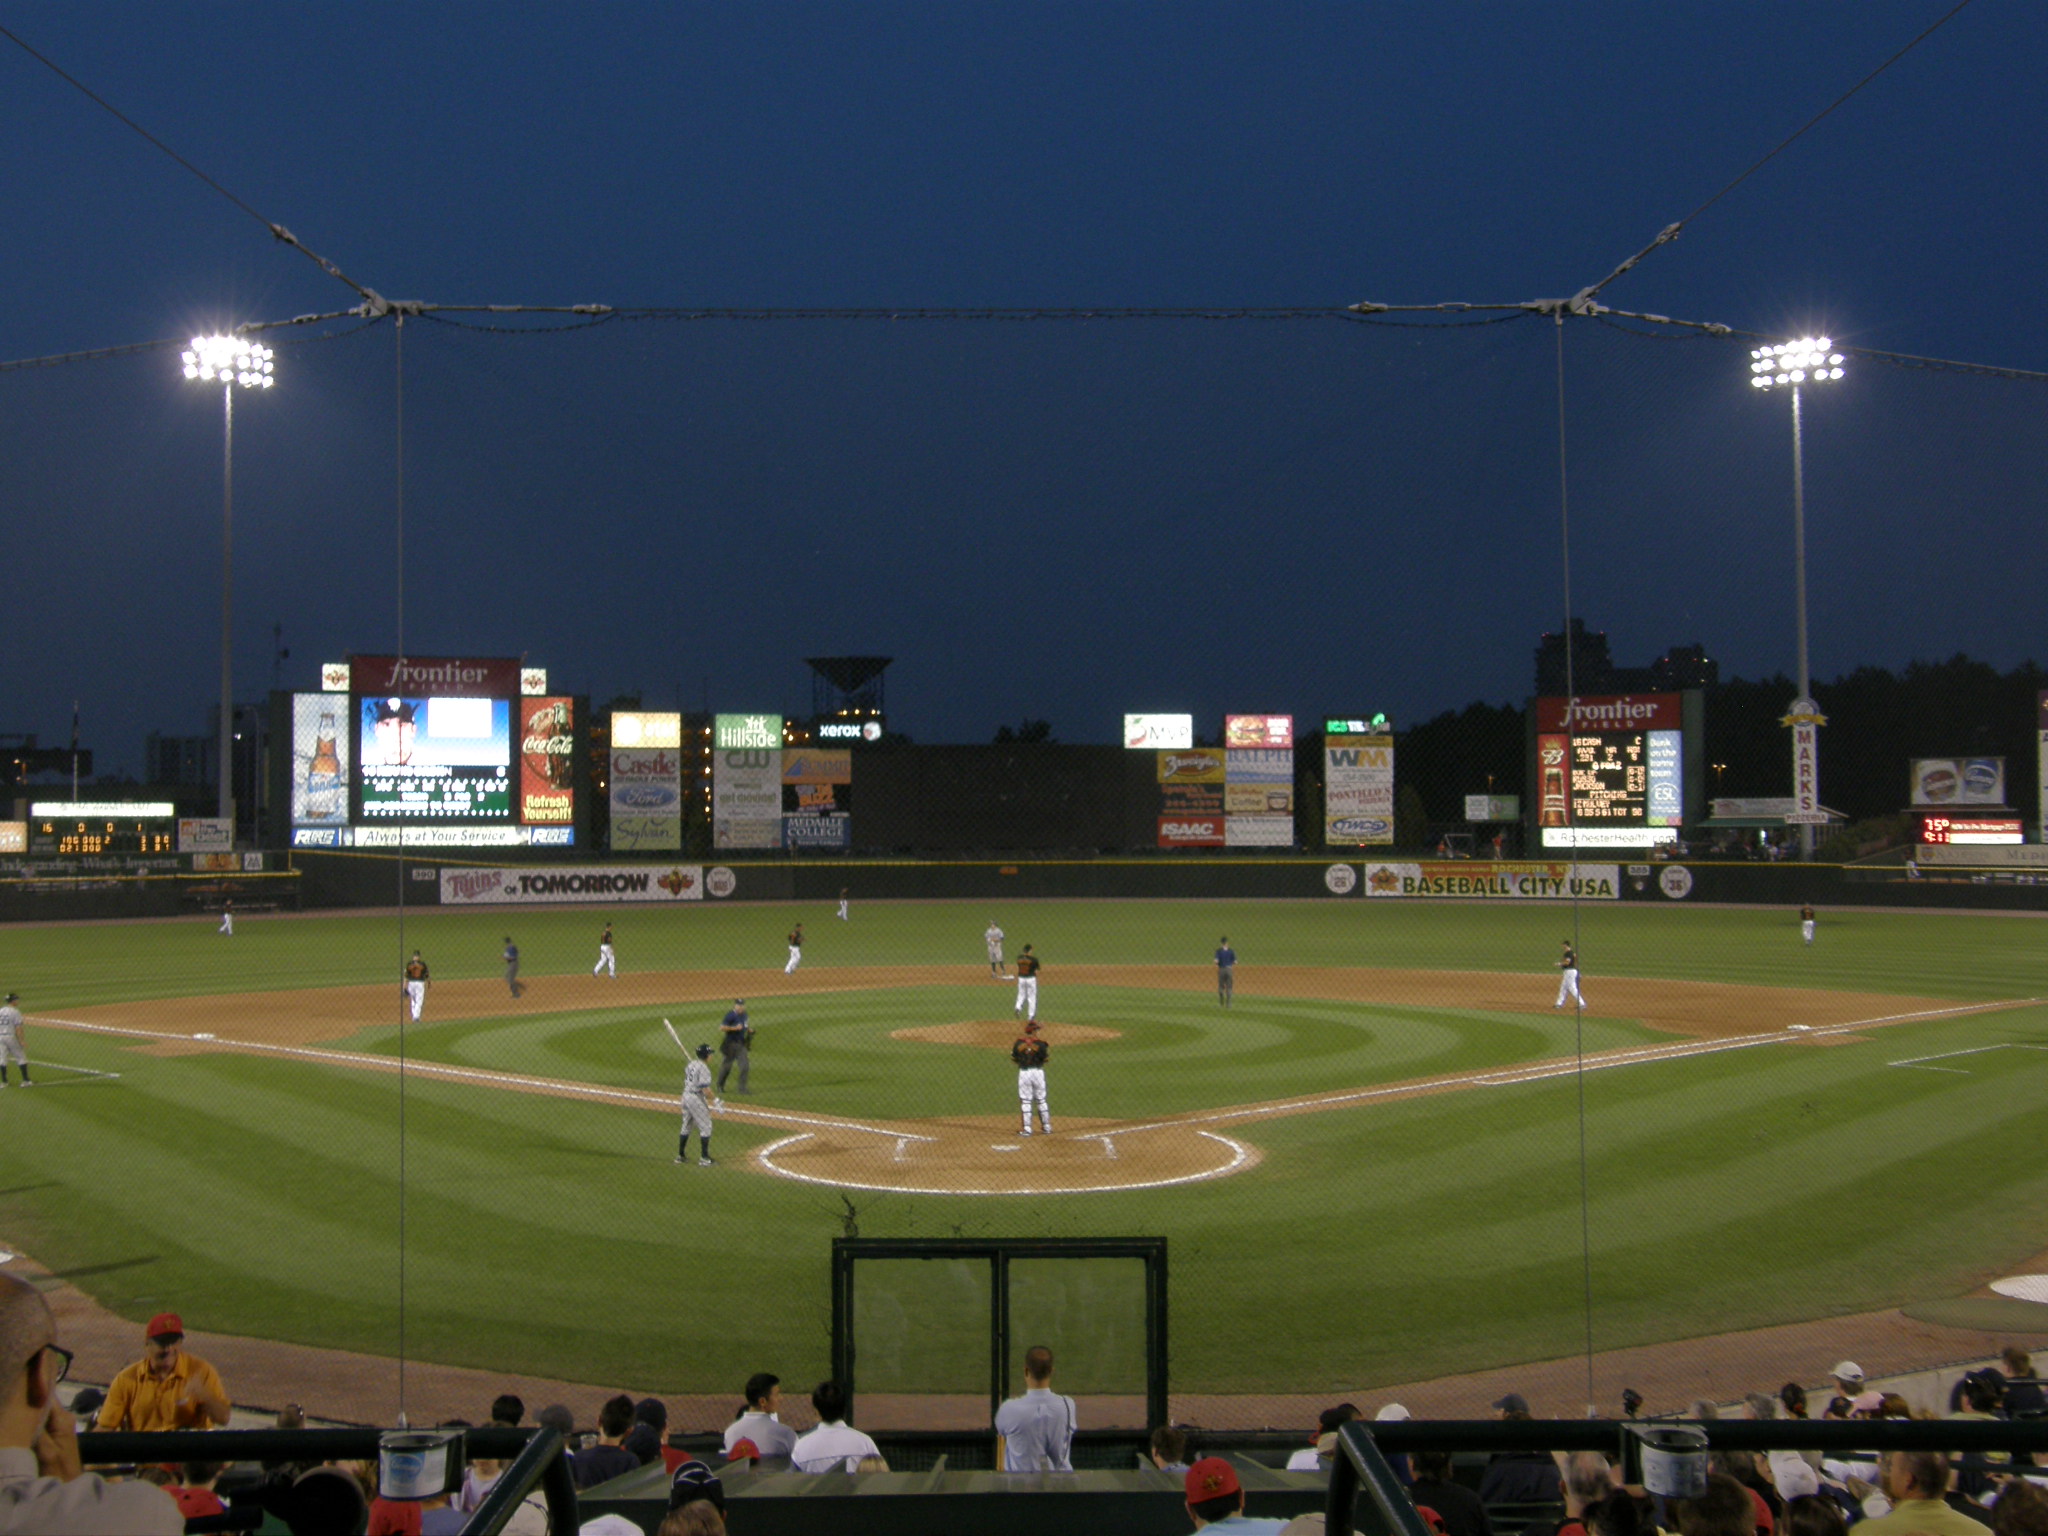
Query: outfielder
594,922,616,976
785,923,804,975
1555,940,1585,1009
217,898,233,937
678,1043,718,1166
403,951,430,1022
985,921,1007,977
1014,945,1040,1022
0,991,29,1087
1800,904,1817,946
837,887,850,921
1012,1019,1051,1136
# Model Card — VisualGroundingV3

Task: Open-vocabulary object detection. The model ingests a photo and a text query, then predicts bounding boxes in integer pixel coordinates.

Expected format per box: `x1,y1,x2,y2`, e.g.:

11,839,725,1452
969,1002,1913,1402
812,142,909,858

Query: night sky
5,2,2044,776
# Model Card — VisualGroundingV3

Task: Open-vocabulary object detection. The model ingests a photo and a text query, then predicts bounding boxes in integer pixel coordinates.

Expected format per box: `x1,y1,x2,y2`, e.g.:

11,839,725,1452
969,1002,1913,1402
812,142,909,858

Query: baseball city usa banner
1365,861,1621,899
441,865,706,904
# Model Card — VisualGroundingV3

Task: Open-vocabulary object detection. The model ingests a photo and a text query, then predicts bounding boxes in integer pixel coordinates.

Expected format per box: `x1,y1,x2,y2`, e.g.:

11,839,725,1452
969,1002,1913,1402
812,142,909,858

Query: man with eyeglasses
1,1270,183,1531
94,1313,231,1433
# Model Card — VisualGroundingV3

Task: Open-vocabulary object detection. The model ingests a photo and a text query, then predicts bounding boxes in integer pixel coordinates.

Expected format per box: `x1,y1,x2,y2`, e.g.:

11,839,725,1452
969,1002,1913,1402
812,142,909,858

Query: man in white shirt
790,1381,881,1473
722,1373,798,1459
1,1271,182,1534
994,1346,1077,1472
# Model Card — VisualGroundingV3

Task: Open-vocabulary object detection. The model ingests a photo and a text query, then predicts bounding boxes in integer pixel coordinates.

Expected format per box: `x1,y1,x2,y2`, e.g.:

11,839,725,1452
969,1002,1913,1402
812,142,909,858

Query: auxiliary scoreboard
29,801,177,855
1532,694,1685,849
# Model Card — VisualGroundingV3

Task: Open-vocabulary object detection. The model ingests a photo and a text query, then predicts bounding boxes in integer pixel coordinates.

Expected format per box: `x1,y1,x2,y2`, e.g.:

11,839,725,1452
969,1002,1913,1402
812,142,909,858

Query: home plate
991,1144,1022,1152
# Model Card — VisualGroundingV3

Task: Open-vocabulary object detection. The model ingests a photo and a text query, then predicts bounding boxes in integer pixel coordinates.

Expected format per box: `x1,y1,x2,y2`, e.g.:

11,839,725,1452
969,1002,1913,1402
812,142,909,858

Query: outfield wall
283,850,2048,914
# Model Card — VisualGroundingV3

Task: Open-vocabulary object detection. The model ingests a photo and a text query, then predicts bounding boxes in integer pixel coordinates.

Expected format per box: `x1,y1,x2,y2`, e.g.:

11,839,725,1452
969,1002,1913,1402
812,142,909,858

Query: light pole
182,335,275,834
1749,337,1843,858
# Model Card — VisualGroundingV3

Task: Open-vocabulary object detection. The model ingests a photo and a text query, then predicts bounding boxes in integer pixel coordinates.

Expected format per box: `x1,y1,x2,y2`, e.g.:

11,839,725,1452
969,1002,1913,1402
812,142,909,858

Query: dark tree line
1389,656,2047,830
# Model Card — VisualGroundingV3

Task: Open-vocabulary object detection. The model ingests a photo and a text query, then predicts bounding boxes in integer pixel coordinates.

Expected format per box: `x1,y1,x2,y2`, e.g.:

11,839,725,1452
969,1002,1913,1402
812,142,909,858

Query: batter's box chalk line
11,1062,122,1087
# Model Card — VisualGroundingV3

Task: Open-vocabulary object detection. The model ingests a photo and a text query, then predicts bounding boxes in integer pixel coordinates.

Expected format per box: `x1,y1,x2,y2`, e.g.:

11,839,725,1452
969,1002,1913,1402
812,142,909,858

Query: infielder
1800,904,1816,946
1014,945,1040,1023
594,922,616,976
217,898,233,937
678,1042,718,1166
0,991,29,1087
1012,1019,1051,1136
837,887,850,921
985,921,1007,977
403,951,430,1022
718,999,753,1093
1555,940,1585,1009
785,923,804,975
1215,936,1237,1007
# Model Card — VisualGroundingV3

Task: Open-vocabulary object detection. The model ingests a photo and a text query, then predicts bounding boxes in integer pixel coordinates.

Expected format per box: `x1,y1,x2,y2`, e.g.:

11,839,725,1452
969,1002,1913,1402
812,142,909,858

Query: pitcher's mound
891,1020,1123,1047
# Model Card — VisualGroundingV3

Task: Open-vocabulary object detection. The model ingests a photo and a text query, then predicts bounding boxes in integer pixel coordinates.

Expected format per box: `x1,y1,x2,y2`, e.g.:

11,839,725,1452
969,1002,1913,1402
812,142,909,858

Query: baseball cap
1376,1403,1411,1422
1185,1457,1240,1503
726,1438,760,1463
1417,1507,1451,1535
1025,1019,1041,1033
1493,1392,1529,1414
4,992,16,1003
1831,1360,1864,1382
668,1459,726,1512
146,1313,184,1341
1316,1404,1360,1434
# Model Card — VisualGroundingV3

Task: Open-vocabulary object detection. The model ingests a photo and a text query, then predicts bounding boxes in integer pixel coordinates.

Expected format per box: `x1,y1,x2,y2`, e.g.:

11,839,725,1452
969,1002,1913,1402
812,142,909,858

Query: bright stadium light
183,334,277,835
1748,335,1844,858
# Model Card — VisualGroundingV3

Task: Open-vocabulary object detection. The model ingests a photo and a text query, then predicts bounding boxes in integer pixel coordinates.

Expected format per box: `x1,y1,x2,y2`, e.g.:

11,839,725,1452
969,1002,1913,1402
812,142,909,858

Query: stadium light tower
182,335,276,833
1750,337,1844,858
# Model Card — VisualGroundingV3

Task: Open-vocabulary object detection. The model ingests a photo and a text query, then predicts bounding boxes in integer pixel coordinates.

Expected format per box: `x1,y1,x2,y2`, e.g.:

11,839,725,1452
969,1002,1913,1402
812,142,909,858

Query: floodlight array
1749,337,1844,389
181,335,276,389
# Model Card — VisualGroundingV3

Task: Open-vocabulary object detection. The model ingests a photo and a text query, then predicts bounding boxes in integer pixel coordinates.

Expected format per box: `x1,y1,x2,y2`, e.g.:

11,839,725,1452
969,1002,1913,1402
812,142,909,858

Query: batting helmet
696,1043,712,1058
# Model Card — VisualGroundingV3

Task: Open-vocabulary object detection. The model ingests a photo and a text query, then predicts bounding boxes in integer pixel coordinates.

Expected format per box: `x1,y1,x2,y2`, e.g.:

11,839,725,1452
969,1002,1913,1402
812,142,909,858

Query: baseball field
4,891,2047,1416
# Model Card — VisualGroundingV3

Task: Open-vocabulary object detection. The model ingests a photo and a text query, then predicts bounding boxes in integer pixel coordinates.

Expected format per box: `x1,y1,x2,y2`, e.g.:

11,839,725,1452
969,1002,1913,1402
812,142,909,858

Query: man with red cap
1183,1456,1288,1531
95,1313,231,1432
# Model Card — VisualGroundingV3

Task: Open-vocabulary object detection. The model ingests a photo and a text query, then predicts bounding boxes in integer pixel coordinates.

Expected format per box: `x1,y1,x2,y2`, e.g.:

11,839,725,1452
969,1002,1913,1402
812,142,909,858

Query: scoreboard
1534,695,1684,849
29,801,177,856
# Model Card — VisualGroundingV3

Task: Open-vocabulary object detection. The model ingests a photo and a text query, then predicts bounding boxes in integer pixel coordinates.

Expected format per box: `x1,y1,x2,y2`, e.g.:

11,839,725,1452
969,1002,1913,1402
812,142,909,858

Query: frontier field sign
1533,694,1684,850
1326,735,1394,846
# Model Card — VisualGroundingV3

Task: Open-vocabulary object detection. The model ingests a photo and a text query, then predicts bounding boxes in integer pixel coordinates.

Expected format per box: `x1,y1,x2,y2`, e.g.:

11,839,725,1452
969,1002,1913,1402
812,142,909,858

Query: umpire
718,999,753,1093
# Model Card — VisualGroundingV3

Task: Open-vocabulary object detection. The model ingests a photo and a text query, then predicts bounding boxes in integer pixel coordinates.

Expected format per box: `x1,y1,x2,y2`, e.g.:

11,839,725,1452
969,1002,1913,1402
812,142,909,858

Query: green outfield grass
3,896,2047,1402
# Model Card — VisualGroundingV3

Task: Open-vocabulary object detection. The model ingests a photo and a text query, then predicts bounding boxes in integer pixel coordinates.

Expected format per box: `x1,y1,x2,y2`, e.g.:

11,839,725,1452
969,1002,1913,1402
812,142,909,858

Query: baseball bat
662,1018,689,1056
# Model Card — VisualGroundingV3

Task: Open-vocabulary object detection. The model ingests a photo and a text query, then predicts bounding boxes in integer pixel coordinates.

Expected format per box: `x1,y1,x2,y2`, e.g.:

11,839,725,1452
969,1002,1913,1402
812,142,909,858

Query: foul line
1889,1042,2048,1074
24,1015,931,1144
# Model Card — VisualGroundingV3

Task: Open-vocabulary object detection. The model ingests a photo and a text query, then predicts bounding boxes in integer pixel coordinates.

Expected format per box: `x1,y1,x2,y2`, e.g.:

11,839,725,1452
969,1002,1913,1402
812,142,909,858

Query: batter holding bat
676,1040,718,1166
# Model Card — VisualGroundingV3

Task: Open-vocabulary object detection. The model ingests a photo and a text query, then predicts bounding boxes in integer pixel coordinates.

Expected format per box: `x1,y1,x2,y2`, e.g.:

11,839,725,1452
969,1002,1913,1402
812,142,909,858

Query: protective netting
7,309,2048,1441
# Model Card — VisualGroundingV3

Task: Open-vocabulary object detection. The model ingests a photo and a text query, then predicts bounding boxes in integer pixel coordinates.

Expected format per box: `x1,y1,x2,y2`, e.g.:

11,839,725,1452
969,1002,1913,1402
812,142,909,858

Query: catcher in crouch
1012,1019,1052,1137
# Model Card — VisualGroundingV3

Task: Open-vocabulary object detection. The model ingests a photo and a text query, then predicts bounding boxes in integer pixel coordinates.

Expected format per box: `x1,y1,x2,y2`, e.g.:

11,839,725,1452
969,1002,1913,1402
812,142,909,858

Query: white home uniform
985,924,1006,976
594,924,616,976
403,956,429,1021
1012,1026,1051,1136
837,890,850,921
1800,906,1816,945
1555,944,1585,1008
785,926,803,975
1013,950,1040,1021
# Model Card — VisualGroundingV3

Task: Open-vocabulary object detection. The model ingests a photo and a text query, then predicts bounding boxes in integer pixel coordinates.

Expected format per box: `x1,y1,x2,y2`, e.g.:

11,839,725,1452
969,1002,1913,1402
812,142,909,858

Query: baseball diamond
2,896,2047,1413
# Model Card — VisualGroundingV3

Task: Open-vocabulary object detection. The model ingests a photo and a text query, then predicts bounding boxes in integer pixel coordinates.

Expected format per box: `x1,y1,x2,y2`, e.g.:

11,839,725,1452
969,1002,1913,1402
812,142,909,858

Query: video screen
356,695,512,821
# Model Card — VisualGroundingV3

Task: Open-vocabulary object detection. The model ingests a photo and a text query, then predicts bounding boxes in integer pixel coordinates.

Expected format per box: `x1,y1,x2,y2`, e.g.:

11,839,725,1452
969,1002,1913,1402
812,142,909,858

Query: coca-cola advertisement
519,696,575,825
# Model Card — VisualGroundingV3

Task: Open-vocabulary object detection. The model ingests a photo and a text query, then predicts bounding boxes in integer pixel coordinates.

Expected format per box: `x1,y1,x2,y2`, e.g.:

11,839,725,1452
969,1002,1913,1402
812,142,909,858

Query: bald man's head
0,1272,55,1390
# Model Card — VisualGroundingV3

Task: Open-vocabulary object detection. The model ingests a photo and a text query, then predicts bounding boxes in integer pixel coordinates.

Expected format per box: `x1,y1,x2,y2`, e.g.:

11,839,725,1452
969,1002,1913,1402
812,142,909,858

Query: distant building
143,701,269,838
1535,622,1717,695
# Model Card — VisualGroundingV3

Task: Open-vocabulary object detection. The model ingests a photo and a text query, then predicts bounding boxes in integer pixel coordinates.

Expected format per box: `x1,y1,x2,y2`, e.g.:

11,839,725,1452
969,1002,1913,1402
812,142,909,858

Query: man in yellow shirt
95,1314,231,1432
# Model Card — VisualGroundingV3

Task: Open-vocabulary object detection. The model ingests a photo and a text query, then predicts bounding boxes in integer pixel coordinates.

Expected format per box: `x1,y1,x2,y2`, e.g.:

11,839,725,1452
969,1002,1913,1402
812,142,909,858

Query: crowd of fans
8,1288,2048,1536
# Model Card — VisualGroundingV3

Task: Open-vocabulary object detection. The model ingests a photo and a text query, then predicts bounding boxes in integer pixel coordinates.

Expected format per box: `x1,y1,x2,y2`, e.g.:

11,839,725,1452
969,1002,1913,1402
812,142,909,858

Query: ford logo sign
616,784,678,809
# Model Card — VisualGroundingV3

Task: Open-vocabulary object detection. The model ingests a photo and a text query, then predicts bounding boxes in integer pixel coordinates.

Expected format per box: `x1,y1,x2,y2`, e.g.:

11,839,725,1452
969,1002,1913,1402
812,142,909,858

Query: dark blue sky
5,2,2044,774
